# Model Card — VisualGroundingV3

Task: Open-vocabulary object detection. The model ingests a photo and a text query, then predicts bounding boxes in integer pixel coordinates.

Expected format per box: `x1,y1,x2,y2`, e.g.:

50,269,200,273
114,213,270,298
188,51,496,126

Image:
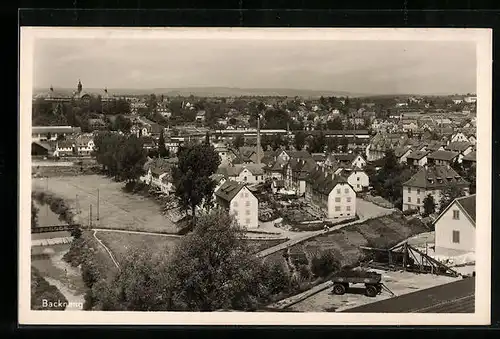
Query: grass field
32,175,178,233
94,231,288,268
95,231,181,266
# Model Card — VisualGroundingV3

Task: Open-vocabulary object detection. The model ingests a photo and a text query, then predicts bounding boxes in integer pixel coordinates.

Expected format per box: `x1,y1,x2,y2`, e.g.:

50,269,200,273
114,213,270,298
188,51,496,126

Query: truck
331,269,383,297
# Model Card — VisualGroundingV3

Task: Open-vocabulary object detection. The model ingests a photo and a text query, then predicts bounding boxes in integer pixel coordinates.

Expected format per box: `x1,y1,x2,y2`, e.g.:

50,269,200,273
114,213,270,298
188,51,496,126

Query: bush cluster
32,190,75,224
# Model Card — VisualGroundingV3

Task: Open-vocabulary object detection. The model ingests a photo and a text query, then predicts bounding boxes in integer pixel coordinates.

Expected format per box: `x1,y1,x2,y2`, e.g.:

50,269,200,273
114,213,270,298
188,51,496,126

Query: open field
95,231,181,266
95,230,288,267
32,175,178,233
288,269,461,312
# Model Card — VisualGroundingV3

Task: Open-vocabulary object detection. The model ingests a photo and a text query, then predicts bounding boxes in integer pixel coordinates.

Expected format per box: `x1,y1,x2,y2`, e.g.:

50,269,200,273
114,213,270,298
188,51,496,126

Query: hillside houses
305,166,357,220
215,180,259,229
140,157,178,195
426,150,460,166
337,168,370,192
217,164,265,184
283,157,317,196
402,165,469,213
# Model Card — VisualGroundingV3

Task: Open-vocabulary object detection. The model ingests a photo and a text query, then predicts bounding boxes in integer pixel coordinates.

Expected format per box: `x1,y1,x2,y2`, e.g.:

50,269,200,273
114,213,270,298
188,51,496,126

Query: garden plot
32,175,178,233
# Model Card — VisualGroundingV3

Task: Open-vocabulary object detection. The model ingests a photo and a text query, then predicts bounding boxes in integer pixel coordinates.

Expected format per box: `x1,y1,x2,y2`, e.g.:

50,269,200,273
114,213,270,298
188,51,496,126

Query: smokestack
256,114,261,165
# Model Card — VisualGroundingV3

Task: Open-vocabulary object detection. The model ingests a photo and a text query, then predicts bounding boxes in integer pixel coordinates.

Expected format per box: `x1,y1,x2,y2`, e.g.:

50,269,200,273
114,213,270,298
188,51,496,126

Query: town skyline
33,39,476,96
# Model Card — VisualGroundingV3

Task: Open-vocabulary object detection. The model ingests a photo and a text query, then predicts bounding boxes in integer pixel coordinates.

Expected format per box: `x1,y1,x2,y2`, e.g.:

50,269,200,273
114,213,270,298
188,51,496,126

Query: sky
32,38,477,95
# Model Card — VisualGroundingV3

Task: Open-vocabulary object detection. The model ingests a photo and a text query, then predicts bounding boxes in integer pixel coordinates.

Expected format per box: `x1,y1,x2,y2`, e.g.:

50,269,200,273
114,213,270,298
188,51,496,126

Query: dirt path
92,228,182,238
92,230,121,270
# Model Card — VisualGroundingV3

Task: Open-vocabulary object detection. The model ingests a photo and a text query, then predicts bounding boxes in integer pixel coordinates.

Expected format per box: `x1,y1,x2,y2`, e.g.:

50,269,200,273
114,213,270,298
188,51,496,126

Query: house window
417,198,420,204
407,187,411,193
344,188,349,194
453,210,460,220
452,230,460,244
346,206,351,211
337,189,341,194
357,184,360,189
408,197,411,203
234,210,239,216
335,206,341,212
245,218,251,225
244,176,247,181
245,201,250,207
335,197,341,202
346,197,351,203
417,189,420,194
246,209,251,215
233,201,238,208
357,177,360,181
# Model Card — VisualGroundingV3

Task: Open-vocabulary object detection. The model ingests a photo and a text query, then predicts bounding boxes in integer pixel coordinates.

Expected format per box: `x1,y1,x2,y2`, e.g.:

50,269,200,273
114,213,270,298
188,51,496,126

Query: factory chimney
256,113,261,165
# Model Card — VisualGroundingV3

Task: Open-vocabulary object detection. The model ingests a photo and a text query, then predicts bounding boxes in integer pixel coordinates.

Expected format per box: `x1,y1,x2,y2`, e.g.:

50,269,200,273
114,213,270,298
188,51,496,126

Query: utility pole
89,204,92,228
46,176,49,218
97,188,100,221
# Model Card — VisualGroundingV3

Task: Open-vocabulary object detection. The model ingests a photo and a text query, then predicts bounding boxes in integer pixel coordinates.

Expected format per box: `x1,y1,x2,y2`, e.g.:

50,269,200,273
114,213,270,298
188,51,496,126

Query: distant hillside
34,87,367,98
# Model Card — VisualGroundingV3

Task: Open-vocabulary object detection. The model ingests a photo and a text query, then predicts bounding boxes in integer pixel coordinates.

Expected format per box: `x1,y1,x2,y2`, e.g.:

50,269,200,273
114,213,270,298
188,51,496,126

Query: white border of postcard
19,27,492,325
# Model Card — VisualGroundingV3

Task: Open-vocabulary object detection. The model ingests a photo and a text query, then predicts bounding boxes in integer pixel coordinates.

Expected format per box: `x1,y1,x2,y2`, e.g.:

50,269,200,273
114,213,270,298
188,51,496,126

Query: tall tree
326,137,339,153
327,117,344,130
294,131,306,151
309,132,326,153
439,185,467,214
340,137,349,153
422,194,436,217
172,142,221,221
158,129,169,158
118,136,147,183
232,135,245,149
167,210,266,311
114,114,132,133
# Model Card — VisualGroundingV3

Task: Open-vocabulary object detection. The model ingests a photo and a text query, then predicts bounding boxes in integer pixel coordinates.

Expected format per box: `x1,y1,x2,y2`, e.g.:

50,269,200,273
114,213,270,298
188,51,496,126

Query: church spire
77,79,82,93
50,85,53,92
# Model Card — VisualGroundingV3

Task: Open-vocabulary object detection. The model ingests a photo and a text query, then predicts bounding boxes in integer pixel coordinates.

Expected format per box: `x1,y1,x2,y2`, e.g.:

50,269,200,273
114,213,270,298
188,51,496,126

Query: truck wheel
333,283,346,295
376,284,382,293
365,285,378,297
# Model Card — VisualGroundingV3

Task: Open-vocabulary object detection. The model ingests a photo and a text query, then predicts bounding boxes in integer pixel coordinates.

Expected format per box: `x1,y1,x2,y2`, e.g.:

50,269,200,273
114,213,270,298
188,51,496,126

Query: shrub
31,267,68,310
310,250,341,278
263,262,291,295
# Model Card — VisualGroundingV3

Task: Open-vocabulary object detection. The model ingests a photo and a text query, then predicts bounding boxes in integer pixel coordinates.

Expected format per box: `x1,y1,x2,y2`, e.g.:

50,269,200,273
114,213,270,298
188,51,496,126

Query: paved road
356,198,395,219
343,277,475,313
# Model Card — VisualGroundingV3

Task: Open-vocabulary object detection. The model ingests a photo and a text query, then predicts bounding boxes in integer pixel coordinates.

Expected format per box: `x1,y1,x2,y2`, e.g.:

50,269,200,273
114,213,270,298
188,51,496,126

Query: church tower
77,79,82,94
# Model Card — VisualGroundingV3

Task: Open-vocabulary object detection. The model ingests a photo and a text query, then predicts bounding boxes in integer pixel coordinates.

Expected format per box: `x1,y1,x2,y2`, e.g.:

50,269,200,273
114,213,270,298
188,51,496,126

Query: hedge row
32,190,75,224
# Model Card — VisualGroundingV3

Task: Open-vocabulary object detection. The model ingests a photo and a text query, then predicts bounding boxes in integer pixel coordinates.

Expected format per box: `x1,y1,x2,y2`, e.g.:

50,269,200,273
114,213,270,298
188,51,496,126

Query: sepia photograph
19,27,492,325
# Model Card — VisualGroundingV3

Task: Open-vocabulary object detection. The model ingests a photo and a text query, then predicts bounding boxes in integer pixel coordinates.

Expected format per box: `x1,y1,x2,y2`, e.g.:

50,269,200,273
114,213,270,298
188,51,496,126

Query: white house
218,164,265,184
53,140,76,157
75,134,95,156
450,132,469,143
402,165,470,213
140,158,177,195
215,180,259,229
338,168,370,192
434,194,476,255
305,167,357,220
464,96,477,104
